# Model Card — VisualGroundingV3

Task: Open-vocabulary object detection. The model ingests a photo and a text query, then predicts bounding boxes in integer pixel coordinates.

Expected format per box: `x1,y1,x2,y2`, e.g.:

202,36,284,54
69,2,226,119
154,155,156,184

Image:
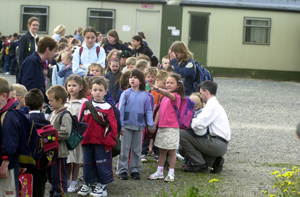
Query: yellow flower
262,190,268,194
273,185,277,188
283,188,288,192
271,171,279,175
268,194,276,197
209,179,219,183
292,166,297,170
282,168,286,171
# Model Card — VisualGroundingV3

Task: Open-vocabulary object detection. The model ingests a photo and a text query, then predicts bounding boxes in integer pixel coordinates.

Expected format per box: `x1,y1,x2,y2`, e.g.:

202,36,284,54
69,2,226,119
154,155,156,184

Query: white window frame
87,9,115,34
243,17,271,45
21,5,49,34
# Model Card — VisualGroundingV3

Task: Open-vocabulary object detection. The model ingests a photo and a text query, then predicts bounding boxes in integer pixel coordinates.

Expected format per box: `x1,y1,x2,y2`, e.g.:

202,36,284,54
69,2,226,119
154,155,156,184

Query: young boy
46,85,72,196
123,57,136,73
25,88,50,197
136,59,150,73
161,55,170,70
119,50,132,71
10,84,27,109
0,77,22,196
145,67,159,91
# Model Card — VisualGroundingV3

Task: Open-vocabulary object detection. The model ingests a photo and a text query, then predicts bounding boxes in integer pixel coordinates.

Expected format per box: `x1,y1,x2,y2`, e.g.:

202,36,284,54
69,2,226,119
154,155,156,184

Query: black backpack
192,62,213,92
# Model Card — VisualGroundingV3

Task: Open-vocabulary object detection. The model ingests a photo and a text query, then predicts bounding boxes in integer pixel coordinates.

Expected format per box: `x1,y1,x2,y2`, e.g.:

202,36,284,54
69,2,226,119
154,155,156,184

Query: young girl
169,41,195,96
86,63,104,77
118,69,156,180
131,35,158,67
105,49,120,70
78,77,118,196
103,30,132,55
105,58,122,103
148,73,185,182
57,52,73,85
64,75,88,193
72,26,106,77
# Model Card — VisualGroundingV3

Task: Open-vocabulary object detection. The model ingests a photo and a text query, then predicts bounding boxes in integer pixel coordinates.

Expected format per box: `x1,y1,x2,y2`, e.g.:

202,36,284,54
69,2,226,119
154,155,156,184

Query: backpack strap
171,103,181,127
59,110,70,125
96,46,100,58
0,111,8,127
85,101,107,126
79,46,84,65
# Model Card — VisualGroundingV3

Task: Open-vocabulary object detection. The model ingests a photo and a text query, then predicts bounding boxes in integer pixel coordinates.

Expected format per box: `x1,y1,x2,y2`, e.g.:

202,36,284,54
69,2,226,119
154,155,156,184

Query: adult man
18,37,57,103
180,80,230,173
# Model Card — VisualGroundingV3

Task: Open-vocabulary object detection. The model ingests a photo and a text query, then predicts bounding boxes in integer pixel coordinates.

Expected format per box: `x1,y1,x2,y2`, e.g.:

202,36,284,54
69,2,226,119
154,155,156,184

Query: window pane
90,10,113,17
190,15,207,42
22,15,47,32
89,18,113,34
24,7,47,14
245,27,268,44
246,19,268,26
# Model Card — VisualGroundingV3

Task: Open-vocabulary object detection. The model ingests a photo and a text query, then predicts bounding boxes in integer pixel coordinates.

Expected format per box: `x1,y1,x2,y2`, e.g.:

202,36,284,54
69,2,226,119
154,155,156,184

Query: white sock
168,168,174,176
71,180,77,185
157,166,164,174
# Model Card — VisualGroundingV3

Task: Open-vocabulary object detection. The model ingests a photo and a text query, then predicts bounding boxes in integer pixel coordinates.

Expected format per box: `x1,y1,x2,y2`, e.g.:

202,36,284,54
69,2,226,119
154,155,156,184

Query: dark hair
58,42,68,51
64,75,88,99
168,73,185,98
199,81,218,96
107,30,119,43
38,37,58,53
91,77,108,90
119,71,131,90
130,69,146,91
0,77,10,95
58,37,68,44
137,31,146,39
25,88,44,110
84,26,97,37
132,35,143,46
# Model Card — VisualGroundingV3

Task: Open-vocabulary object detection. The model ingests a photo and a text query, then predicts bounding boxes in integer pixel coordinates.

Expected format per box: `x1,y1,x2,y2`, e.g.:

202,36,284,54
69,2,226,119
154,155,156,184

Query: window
21,5,49,33
244,18,271,45
88,9,115,34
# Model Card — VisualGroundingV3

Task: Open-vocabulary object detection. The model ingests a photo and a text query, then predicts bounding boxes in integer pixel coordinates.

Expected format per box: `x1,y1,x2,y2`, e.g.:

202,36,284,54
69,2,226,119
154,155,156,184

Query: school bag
192,62,213,92
36,125,58,170
19,173,33,197
172,97,195,130
0,109,43,168
59,110,87,150
85,101,121,157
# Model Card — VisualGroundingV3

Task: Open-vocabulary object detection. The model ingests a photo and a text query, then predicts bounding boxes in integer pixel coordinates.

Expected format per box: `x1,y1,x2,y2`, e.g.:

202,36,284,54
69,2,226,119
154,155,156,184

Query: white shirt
191,96,231,141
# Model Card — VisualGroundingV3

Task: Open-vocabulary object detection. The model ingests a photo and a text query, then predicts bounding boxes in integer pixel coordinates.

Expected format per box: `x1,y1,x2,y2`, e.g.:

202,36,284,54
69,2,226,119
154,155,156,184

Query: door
188,13,210,66
136,9,159,56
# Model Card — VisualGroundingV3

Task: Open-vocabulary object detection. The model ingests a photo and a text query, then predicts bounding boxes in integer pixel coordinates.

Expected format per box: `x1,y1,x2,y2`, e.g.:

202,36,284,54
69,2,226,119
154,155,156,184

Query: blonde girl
149,73,185,182
64,74,88,192
52,24,66,42
56,52,73,85
105,58,122,103
169,41,195,96
86,63,104,77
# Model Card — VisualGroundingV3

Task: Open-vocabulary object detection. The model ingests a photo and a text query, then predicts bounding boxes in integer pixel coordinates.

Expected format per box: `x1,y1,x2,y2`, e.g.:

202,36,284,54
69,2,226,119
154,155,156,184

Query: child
86,63,104,77
190,92,204,118
57,52,73,85
103,30,132,55
73,26,106,77
10,84,27,109
52,42,69,86
169,41,195,96
118,69,156,180
123,56,136,73
25,88,50,197
161,55,170,70
145,67,159,91
64,75,88,193
77,77,118,196
149,73,185,182
8,84,16,99
0,77,22,196
105,58,122,103
46,85,72,196
119,50,132,71
105,49,119,71
136,59,150,73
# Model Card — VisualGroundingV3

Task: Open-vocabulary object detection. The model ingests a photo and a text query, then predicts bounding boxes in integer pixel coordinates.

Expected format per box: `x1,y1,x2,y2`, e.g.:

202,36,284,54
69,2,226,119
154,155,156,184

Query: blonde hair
53,25,66,34
156,70,168,81
46,85,68,104
126,57,137,65
86,63,104,77
106,49,120,63
136,59,149,71
190,92,203,109
11,84,27,98
137,54,150,62
145,67,158,77
0,77,10,95
169,41,193,65
55,51,72,63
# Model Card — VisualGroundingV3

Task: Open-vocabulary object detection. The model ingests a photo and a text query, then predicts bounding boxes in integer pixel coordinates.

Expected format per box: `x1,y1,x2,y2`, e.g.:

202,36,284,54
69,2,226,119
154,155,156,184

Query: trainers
148,172,164,180
102,186,107,196
90,183,103,197
176,153,185,160
4,72,9,75
141,155,147,162
77,184,91,196
131,172,140,180
154,155,159,162
119,172,128,180
164,174,175,182
67,183,77,193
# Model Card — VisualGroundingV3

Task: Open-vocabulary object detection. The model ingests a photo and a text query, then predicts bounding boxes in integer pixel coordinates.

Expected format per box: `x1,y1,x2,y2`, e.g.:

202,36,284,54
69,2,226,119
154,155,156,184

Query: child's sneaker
141,155,147,162
148,172,164,180
102,186,108,196
77,184,91,196
164,174,175,182
90,183,103,197
67,182,77,193
154,155,159,162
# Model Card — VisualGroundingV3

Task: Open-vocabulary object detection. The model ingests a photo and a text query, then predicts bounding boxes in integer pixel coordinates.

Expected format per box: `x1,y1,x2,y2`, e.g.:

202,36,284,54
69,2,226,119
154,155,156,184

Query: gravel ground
2,73,300,196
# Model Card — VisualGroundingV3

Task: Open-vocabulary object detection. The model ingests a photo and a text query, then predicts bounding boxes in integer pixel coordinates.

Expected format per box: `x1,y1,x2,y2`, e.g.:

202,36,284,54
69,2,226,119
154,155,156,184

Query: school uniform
105,70,121,103
103,42,132,55
48,106,72,196
58,65,73,85
51,62,64,86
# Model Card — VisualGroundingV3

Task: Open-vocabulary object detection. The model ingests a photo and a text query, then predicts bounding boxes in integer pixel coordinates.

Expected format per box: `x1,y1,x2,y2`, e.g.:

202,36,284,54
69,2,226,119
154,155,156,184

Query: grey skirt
154,127,180,150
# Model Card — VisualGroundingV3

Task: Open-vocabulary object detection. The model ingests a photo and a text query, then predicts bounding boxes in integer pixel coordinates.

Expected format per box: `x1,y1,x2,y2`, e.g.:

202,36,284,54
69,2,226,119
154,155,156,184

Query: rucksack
59,110,87,150
172,97,195,130
79,46,100,65
124,88,154,113
19,173,33,197
192,62,213,92
36,125,58,169
0,109,43,168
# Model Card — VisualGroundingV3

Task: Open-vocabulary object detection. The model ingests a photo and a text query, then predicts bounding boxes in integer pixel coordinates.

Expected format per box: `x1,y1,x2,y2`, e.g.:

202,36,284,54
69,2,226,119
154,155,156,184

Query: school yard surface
1,73,300,196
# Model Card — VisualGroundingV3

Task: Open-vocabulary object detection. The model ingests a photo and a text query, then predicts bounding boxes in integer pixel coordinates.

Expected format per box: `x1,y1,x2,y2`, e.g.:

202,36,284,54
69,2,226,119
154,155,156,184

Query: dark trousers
26,168,47,197
48,158,67,197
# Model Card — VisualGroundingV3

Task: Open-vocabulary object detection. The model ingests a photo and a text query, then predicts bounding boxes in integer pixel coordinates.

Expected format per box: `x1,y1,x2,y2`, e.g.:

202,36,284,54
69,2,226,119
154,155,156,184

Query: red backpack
19,173,33,197
36,125,58,169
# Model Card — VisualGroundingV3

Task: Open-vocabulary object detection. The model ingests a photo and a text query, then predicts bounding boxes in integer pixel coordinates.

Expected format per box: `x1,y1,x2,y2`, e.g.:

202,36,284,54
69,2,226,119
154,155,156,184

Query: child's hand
169,50,176,60
105,149,110,153
120,131,124,136
148,129,156,134
79,64,84,69
0,160,9,179
66,64,71,69
151,84,159,91
19,168,27,174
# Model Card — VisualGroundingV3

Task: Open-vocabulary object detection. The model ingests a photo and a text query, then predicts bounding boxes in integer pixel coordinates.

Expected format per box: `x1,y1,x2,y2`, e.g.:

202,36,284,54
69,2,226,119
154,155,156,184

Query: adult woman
52,25,66,42
17,17,40,81
72,26,106,77
103,30,132,55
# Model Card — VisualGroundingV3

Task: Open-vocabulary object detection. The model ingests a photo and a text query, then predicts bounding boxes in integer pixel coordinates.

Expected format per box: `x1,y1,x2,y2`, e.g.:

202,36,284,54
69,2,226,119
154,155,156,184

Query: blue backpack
192,62,213,92
1,109,43,168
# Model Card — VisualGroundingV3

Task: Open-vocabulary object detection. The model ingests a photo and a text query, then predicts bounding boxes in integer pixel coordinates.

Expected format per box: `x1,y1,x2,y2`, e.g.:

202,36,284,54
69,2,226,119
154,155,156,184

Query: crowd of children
0,19,213,197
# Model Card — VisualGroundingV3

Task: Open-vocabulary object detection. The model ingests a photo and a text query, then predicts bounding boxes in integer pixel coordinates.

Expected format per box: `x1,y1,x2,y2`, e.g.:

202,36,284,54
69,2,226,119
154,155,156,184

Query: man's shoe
141,155,147,162
184,163,208,173
119,172,128,180
131,172,141,180
211,157,224,173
